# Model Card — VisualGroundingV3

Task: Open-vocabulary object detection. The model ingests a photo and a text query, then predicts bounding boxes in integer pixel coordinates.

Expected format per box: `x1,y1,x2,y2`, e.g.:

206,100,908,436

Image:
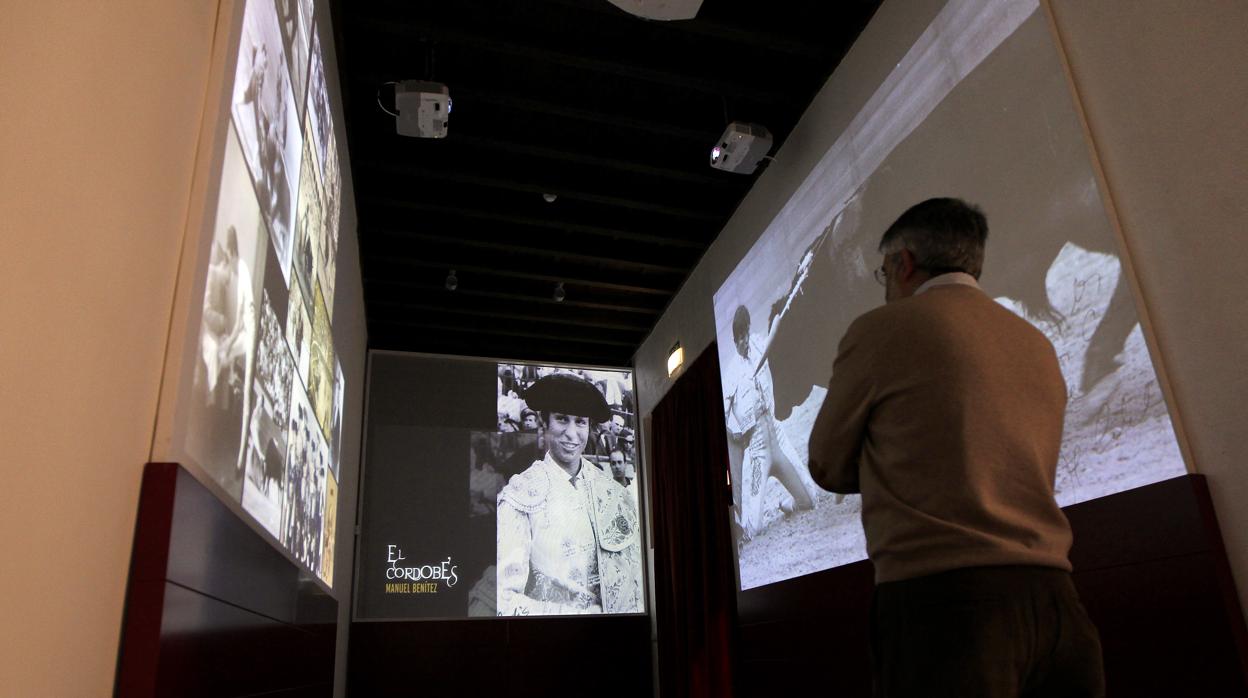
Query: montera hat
523,373,612,423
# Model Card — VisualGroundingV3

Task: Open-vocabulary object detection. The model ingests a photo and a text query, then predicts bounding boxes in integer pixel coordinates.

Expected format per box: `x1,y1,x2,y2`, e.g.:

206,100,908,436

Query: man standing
808,198,1103,696
597,414,625,455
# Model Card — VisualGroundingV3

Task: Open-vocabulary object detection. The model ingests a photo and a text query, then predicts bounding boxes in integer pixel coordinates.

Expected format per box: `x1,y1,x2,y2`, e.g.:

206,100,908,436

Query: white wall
634,0,1248,619
0,2,217,694
1047,0,1248,617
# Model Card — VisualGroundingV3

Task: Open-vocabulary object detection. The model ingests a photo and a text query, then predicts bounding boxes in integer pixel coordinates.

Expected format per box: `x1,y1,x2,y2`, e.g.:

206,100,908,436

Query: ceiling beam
351,16,799,105
361,196,710,249
366,330,636,366
368,300,652,333
536,0,830,60
366,227,691,275
446,133,737,189
364,279,665,316
362,160,725,221
351,77,715,144
368,317,640,348
454,88,714,143
363,254,677,295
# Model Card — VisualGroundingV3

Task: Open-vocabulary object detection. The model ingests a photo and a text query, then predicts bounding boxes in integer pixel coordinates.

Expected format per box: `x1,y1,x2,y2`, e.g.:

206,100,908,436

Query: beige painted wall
1048,0,1248,615
0,2,218,695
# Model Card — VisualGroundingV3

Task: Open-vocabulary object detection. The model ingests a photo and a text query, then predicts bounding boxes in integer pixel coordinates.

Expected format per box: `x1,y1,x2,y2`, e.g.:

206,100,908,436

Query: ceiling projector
606,0,703,20
709,122,773,174
395,80,451,138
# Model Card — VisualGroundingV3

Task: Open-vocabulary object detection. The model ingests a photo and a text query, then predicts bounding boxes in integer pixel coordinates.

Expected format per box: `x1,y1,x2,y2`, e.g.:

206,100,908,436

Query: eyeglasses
873,264,888,286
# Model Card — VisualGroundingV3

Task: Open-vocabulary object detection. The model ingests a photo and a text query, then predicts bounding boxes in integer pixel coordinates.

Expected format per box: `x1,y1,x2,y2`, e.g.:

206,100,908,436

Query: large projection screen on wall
152,0,346,589
355,352,645,620
713,0,1187,591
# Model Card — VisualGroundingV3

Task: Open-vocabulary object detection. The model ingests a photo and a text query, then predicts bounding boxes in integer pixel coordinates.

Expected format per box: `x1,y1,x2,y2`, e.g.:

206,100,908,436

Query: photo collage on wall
186,0,344,586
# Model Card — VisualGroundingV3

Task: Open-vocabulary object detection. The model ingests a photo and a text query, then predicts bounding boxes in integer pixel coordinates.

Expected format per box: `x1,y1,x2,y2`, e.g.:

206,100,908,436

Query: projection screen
154,0,346,588
355,353,645,620
713,0,1186,590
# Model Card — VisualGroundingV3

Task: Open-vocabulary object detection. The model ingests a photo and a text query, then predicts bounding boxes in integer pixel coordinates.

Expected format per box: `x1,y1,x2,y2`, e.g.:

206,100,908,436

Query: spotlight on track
445,269,458,291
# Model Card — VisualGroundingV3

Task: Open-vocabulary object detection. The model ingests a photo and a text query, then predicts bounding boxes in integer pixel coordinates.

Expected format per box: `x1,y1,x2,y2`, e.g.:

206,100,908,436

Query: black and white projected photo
469,432,520,517
322,472,338,586
713,0,1185,590
354,354,644,620
241,289,295,537
309,284,335,438
283,381,328,576
306,29,333,190
275,0,312,119
187,125,268,501
330,358,344,480
494,366,643,616
170,0,346,587
306,26,342,315
293,133,324,313
286,275,312,383
231,0,301,284
318,129,342,313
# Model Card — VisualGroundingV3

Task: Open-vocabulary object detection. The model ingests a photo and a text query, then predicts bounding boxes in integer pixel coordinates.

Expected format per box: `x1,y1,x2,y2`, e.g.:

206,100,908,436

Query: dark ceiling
331,0,881,366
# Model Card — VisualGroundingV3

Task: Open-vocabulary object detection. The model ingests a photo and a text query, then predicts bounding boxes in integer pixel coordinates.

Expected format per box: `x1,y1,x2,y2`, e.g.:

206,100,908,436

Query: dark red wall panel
115,463,338,698
735,475,1248,697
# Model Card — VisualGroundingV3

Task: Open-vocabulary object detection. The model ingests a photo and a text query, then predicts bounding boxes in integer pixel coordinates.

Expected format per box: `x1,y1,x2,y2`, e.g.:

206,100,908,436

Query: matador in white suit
496,373,643,615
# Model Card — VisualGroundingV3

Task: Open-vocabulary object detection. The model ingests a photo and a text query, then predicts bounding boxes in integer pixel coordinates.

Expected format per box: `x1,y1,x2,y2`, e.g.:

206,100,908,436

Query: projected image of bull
714,0,1185,590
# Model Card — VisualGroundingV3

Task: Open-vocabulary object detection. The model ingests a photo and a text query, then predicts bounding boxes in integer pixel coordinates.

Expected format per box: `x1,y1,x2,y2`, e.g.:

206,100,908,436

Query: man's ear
897,248,919,281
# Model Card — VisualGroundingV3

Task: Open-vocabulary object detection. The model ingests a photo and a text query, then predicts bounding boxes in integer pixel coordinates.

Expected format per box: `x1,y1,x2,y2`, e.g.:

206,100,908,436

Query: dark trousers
870,565,1105,698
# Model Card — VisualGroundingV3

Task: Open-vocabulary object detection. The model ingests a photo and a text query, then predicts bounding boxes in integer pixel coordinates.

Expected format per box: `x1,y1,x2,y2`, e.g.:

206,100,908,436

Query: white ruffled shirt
496,454,603,615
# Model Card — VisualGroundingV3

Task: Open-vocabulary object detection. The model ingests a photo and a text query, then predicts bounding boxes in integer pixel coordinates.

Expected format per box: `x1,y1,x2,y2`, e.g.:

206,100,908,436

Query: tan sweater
808,284,1073,583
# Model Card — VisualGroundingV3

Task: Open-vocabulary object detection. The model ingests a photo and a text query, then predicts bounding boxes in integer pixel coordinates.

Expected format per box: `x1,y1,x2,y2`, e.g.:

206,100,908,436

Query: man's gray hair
878,198,989,279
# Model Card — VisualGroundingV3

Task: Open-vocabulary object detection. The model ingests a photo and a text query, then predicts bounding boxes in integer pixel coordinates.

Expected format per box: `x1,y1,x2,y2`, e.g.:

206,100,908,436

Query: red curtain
650,343,737,698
